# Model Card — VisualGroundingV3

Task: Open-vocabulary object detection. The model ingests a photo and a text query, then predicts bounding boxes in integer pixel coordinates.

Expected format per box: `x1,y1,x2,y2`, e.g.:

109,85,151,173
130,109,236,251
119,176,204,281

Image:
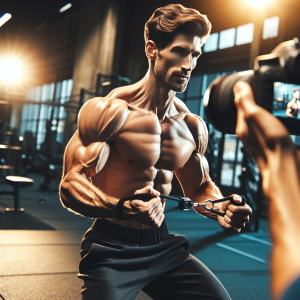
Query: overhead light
0,58,22,83
245,0,270,8
0,13,12,27
59,3,72,13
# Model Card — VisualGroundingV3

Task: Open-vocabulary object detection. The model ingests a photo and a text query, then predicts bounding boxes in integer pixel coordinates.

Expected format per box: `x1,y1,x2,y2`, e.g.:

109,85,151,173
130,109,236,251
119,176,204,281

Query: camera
203,38,300,135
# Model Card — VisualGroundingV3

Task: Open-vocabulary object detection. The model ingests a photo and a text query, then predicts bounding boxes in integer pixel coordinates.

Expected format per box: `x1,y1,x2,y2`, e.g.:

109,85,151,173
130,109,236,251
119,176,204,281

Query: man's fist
218,194,252,233
123,186,165,228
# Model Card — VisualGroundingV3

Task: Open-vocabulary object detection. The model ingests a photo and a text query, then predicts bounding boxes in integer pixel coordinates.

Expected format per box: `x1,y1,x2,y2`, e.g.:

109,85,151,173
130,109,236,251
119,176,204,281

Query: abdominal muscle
91,157,174,229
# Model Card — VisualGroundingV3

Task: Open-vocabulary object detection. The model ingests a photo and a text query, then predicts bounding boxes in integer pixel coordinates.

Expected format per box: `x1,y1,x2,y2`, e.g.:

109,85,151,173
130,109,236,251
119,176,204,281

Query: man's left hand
217,194,252,233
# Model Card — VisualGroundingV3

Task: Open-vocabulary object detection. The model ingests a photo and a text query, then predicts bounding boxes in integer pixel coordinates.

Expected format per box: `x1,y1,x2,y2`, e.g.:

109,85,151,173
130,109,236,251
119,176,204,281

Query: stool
1,176,34,212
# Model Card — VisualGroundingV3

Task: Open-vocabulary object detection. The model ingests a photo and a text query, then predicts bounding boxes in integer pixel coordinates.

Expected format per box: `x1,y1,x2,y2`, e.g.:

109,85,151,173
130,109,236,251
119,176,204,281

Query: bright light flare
245,0,270,8
0,58,22,83
0,13,11,27
59,3,72,13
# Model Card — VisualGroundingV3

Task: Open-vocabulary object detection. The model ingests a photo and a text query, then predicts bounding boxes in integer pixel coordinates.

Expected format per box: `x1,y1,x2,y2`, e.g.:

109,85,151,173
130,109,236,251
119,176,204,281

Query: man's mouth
173,74,189,79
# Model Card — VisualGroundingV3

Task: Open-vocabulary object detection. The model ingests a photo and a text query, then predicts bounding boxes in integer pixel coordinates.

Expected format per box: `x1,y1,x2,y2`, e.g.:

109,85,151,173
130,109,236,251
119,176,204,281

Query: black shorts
78,219,231,300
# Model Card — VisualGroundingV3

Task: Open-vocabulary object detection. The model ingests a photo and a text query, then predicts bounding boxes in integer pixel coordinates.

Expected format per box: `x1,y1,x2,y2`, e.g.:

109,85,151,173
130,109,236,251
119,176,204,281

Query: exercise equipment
116,193,246,220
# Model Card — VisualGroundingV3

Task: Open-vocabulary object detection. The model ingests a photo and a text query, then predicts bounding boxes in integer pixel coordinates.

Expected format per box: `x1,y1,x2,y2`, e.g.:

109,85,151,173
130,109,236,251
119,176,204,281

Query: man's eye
174,49,185,55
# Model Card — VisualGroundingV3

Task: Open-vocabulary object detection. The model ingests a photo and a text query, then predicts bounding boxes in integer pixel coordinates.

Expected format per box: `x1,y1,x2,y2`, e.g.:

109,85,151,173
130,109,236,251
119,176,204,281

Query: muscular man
60,4,252,300
286,88,300,118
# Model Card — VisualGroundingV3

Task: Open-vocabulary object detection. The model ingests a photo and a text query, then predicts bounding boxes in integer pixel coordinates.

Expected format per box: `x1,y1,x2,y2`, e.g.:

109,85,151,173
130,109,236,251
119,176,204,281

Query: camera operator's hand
122,186,164,228
217,194,251,233
233,81,300,300
234,81,295,172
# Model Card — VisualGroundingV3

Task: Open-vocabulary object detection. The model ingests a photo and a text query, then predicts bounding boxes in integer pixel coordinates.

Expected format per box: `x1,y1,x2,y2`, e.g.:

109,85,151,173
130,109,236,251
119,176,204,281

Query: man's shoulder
174,97,208,155
78,96,129,145
80,96,128,115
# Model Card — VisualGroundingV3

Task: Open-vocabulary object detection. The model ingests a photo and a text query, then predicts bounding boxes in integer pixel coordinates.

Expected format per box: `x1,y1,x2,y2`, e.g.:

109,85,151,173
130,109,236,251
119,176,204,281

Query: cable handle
201,195,247,217
128,193,178,202
211,195,246,206
131,194,246,205
123,194,246,217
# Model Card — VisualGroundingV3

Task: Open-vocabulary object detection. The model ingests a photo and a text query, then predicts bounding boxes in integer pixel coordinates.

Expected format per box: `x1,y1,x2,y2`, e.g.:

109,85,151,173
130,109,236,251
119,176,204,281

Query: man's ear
145,40,158,60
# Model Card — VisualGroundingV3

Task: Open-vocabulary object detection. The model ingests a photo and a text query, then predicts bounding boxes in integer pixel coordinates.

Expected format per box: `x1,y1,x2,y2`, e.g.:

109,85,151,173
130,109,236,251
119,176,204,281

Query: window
219,28,236,49
236,23,254,45
263,16,279,39
203,33,219,52
187,75,202,98
20,79,73,149
221,136,244,187
183,75,202,115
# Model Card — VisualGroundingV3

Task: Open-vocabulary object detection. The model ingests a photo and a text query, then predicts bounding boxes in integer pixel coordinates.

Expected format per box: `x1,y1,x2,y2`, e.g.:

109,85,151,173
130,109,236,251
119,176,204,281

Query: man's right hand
122,186,164,228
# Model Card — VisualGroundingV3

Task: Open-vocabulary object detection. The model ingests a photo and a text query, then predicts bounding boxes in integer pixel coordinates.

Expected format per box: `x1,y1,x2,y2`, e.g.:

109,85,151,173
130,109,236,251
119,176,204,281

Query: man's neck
133,65,176,121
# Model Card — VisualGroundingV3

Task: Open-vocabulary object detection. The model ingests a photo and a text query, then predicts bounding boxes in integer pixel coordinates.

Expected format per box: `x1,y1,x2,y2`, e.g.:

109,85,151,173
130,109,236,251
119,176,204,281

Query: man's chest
113,110,196,171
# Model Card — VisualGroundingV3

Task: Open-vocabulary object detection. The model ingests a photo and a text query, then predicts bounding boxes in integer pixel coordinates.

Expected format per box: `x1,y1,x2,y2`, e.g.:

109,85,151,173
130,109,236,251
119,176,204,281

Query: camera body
204,38,300,135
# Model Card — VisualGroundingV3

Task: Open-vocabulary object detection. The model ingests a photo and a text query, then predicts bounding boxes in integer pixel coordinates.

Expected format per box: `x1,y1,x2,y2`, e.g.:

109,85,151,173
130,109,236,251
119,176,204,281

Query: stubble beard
154,59,189,93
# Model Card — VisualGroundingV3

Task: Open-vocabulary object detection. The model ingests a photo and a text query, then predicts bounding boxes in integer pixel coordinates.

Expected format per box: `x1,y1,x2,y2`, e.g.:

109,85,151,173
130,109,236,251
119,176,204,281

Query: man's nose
181,55,192,72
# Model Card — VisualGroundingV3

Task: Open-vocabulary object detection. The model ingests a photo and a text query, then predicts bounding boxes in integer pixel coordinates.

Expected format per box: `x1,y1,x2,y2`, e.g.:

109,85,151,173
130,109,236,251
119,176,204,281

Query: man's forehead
170,33,202,50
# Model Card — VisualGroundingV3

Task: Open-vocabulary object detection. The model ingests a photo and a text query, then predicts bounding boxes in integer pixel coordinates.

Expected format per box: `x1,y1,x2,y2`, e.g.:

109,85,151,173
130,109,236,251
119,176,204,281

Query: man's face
154,33,202,93
294,90,299,99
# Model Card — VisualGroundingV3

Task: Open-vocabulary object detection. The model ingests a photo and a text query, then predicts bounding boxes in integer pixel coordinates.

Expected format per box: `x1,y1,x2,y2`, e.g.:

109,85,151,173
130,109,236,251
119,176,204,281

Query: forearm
190,180,223,220
59,172,118,218
262,153,300,299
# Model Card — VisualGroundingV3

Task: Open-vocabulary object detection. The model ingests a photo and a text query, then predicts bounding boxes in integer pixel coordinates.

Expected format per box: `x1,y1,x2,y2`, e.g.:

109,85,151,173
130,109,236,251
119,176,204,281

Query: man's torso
91,99,198,227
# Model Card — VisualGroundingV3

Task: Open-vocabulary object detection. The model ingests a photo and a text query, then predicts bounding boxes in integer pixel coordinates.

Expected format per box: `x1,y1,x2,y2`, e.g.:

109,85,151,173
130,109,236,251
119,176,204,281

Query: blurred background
0,0,299,299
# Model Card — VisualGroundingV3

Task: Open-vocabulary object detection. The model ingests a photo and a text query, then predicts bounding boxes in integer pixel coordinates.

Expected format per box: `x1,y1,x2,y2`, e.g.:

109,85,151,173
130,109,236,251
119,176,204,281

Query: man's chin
165,80,188,93
171,84,187,93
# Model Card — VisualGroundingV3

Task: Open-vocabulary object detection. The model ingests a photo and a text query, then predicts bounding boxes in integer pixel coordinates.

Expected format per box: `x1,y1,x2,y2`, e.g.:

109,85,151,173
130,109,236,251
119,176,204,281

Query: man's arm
59,97,128,218
175,113,251,232
286,102,293,117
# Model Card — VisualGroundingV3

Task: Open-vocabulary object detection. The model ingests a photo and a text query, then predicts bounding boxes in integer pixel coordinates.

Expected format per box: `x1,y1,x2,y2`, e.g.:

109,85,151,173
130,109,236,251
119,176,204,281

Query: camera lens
203,71,254,133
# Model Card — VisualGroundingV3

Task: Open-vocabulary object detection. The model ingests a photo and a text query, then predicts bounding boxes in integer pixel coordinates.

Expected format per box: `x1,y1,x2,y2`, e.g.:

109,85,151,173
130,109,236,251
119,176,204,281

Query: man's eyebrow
171,45,202,57
171,45,189,52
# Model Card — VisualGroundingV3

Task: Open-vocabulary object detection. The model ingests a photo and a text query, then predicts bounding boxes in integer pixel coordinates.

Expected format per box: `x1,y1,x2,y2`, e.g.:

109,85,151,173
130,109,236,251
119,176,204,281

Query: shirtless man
60,4,252,300
286,88,300,118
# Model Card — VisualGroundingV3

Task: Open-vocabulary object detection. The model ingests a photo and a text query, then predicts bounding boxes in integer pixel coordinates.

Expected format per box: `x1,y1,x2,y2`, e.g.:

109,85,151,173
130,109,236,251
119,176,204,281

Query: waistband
92,218,169,245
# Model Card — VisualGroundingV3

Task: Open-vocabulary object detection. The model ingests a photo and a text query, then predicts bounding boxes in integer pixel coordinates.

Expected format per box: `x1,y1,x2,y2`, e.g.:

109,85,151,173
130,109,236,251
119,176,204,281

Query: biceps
177,152,210,188
63,131,110,178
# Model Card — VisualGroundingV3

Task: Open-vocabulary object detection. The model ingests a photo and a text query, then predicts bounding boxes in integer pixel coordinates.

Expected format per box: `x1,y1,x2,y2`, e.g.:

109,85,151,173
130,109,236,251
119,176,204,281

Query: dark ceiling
0,0,80,34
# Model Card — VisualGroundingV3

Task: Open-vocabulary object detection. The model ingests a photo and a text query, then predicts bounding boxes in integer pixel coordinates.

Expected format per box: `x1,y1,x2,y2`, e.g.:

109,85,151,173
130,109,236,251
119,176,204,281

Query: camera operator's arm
175,114,252,233
234,81,300,300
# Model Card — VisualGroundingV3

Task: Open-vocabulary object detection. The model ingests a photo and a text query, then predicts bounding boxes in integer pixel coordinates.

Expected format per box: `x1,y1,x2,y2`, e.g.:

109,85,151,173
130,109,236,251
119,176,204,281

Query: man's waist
92,218,169,246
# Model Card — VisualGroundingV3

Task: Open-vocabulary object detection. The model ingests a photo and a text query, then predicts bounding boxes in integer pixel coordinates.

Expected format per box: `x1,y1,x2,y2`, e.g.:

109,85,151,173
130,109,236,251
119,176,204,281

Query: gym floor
0,174,272,300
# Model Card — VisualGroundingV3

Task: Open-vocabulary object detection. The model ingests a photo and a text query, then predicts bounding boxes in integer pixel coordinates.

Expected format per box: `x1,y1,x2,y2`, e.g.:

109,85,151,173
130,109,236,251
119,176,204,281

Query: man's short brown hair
144,4,211,50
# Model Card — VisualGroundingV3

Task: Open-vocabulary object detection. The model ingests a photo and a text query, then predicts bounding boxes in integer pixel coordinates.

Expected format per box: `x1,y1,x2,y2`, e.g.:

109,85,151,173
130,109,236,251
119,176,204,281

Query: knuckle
225,224,232,230
224,215,231,223
226,210,233,218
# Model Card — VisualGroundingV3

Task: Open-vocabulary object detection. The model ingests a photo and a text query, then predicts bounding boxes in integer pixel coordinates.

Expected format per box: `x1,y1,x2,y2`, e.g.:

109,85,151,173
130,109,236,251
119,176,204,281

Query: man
286,88,300,118
60,4,252,300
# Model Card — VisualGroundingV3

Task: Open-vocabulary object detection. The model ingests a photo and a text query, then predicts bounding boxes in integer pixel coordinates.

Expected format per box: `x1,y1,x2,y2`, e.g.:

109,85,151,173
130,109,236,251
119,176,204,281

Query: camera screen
273,82,300,119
